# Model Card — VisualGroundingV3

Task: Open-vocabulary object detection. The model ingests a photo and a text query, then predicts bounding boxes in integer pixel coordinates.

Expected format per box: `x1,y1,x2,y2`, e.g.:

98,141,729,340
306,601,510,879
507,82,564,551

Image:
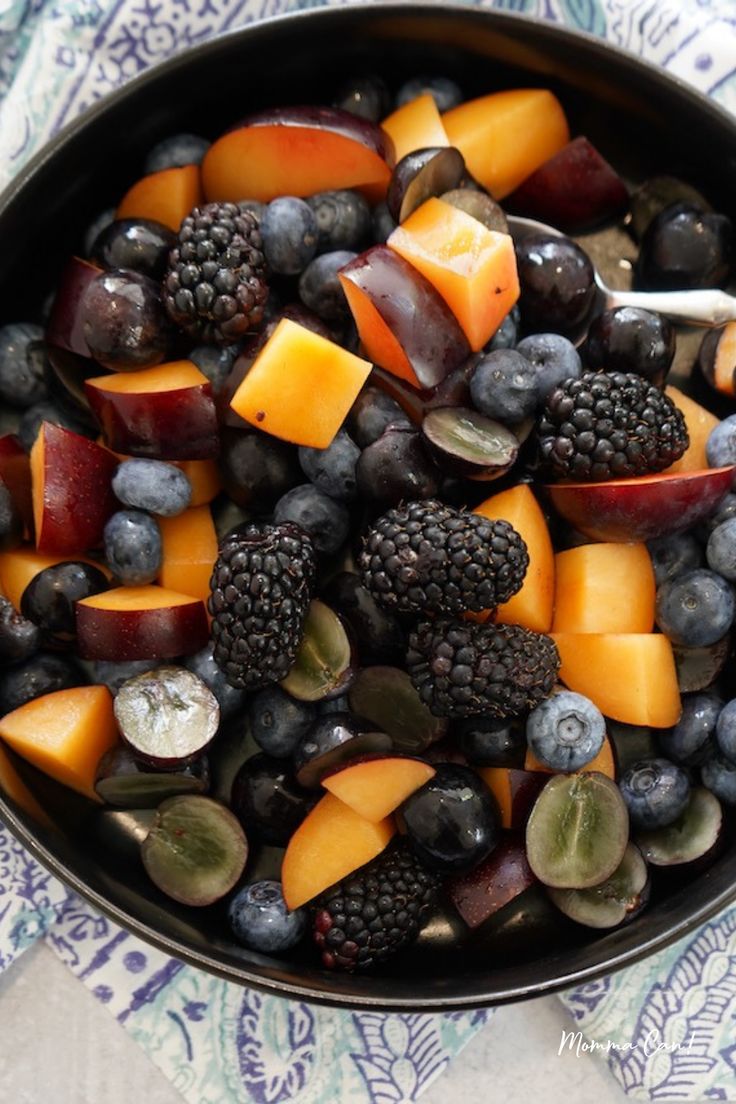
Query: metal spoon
507,214,736,328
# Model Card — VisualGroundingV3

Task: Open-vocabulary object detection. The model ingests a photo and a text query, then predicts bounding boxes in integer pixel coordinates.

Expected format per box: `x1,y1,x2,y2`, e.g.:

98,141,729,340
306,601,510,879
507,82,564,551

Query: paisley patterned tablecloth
1,0,736,1101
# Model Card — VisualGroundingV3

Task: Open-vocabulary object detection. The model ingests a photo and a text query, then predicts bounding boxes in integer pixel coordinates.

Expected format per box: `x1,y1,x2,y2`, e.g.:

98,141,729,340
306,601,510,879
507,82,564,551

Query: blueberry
91,659,159,696
227,880,307,953
526,691,605,772
189,344,239,393
0,324,47,409
348,386,411,448
636,202,732,291
273,484,349,556
454,716,525,767
706,415,736,470
17,400,91,451
515,235,596,335
0,482,21,551
219,427,301,513
647,532,703,586
396,75,463,113
715,698,736,764
21,561,109,644
104,510,162,585
469,348,539,423
260,197,318,276
0,651,84,713
83,208,116,257
334,75,390,122
298,250,356,321
701,753,736,804
619,757,691,828
399,763,500,874
112,459,192,517
581,307,675,386
248,686,317,758
306,190,370,252
655,568,735,646
91,219,177,281
371,201,397,245
515,332,582,399
183,643,248,720
659,692,722,765
706,517,736,580
0,596,40,663
143,133,210,174
698,492,736,539
298,429,360,501
484,308,519,352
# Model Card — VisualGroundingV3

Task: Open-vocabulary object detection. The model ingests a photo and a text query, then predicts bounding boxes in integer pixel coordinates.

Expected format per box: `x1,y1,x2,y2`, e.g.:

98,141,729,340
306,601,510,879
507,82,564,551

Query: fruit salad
0,72,735,975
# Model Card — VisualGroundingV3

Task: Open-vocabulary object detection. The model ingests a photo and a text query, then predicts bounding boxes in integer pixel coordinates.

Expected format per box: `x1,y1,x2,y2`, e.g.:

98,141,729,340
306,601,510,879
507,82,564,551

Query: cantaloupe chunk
116,164,202,233
443,89,570,199
551,633,681,728
524,734,616,780
388,198,519,351
229,318,372,448
0,547,110,613
322,757,435,822
664,386,720,474
0,685,119,801
174,459,222,506
552,543,655,634
381,93,450,163
158,505,217,603
282,792,395,909
474,484,554,632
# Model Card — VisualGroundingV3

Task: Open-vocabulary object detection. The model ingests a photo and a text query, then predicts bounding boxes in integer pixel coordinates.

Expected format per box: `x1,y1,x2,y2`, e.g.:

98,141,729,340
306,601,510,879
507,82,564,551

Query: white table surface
0,939,629,1103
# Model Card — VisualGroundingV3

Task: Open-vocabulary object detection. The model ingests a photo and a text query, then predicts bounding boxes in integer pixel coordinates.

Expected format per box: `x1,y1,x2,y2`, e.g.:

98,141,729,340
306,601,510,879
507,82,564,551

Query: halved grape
421,406,519,480
525,772,629,889
387,146,466,223
280,599,356,702
547,843,649,928
440,189,509,233
114,666,220,767
635,787,722,866
141,795,248,906
348,665,448,752
95,745,209,808
672,637,730,693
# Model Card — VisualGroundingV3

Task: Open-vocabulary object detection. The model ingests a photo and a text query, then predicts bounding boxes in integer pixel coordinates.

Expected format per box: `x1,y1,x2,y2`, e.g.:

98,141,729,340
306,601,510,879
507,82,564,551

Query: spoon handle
604,287,736,327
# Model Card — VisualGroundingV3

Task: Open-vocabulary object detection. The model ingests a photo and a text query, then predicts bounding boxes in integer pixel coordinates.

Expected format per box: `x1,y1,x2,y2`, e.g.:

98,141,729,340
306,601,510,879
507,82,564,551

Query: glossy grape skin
581,307,675,386
20,561,109,644
399,763,500,874
91,219,176,280
230,753,317,846
636,202,732,291
81,269,172,370
515,234,596,336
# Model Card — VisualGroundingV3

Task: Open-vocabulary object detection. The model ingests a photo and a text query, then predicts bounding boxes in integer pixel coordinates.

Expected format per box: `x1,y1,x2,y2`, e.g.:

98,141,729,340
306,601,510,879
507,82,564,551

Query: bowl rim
1,0,735,1010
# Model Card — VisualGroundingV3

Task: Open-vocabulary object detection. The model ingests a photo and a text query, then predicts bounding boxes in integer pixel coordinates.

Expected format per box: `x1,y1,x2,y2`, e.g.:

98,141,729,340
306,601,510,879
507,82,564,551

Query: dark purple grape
356,425,440,507
0,651,84,713
20,560,109,645
91,219,177,280
348,386,412,448
231,753,318,846
81,269,173,370
0,596,41,663
334,75,390,122
636,203,732,290
219,426,301,512
515,234,596,335
399,763,500,874
581,307,675,386
293,713,391,789
0,482,22,551
321,572,406,666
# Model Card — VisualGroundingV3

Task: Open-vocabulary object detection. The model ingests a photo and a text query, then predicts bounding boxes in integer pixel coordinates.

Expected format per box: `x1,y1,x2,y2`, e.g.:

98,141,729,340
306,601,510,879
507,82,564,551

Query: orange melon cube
0,547,110,612
474,484,554,632
116,164,202,233
0,685,119,801
552,543,656,634
524,734,617,780
158,505,218,603
229,318,372,448
551,633,681,728
443,88,570,199
322,757,435,822
664,386,720,474
174,459,222,506
388,198,519,351
282,792,395,910
381,93,450,162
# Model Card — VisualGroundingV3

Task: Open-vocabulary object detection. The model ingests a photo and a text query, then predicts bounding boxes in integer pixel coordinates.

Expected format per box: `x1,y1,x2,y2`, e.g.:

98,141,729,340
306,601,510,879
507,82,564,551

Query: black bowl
1,2,735,1010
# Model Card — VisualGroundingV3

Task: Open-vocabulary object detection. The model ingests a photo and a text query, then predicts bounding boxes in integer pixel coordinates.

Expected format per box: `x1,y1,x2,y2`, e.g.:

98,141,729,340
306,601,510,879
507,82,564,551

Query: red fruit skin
0,435,33,534
85,380,219,460
76,600,209,661
236,105,395,165
45,257,103,360
34,423,119,554
448,832,536,930
546,466,736,543
508,136,629,232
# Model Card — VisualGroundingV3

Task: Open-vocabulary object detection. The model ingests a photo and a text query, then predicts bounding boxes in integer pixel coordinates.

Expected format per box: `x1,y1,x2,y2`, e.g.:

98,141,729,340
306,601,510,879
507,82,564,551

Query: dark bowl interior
1,2,735,1010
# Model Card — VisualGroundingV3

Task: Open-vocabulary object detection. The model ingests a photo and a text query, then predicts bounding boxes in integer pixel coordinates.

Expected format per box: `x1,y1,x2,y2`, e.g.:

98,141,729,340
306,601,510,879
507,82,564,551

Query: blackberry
407,619,559,719
360,499,528,616
538,370,688,481
312,842,439,971
209,521,316,690
163,202,268,345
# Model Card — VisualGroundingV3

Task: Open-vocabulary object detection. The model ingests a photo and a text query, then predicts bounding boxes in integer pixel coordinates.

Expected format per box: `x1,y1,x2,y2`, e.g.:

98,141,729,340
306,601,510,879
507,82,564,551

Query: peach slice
158,505,217,603
30,423,119,555
76,585,209,661
477,766,547,829
0,547,110,613
381,93,450,163
474,484,554,632
202,107,394,205
551,633,681,728
664,386,720,474
552,542,655,634
85,360,218,460
442,88,570,199
174,459,222,506
322,757,435,822
229,318,372,448
387,197,519,351
116,164,202,233
0,685,119,801
699,322,736,397
546,466,736,543
524,734,617,780
282,792,395,909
